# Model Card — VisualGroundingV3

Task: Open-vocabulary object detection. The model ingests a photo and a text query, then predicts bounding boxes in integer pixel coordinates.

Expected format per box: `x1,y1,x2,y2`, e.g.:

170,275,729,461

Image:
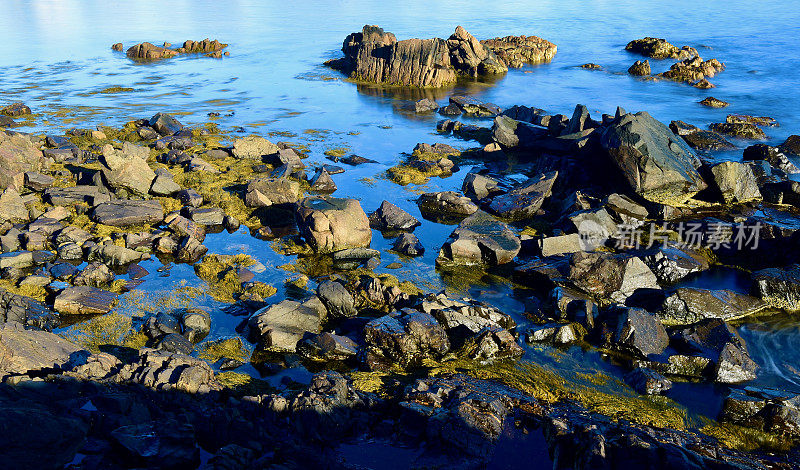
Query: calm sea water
3,1,800,396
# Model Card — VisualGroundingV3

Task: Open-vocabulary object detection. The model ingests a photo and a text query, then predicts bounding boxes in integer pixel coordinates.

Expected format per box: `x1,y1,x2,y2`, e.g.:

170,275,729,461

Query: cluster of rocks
326,25,556,87
625,37,725,88
116,38,229,60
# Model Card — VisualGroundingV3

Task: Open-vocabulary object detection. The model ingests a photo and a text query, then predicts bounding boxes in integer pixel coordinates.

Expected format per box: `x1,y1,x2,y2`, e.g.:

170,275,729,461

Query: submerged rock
437,211,521,266
326,25,506,87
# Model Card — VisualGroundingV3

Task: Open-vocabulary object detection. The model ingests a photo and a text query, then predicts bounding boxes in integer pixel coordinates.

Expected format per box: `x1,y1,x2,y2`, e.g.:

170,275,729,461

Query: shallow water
5,0,800,415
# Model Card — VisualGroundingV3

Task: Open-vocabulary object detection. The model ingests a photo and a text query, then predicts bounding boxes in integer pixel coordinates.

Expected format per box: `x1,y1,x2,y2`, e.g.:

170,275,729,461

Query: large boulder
671,318,758,383
625,37,698,60
0,187,29,224
91,199,164,227
247,297,326,351
126,42,178,60
296,197,372,253
600,111,707,204
437,211,520,266
101,143,156,196
416,191,478,222
490,115,548,148
612,307,669,357
326,25,506,88
0,130,47,190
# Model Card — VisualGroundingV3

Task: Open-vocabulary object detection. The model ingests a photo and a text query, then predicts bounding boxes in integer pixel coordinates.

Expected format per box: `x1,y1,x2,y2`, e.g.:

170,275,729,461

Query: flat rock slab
44,186,111,206
54,286,118,315
91,200,164,227
0,321,86,377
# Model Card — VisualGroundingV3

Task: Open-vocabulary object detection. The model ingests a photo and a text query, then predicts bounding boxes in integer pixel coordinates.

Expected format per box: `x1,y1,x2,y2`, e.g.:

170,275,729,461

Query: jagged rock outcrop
326,25,507,87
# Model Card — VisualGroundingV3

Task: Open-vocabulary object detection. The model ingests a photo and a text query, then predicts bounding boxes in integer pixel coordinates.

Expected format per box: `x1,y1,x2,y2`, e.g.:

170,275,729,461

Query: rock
151,332,194,354
604,193,649,223
0,251,34,270
189,207,225,226
110,422,199,469
0,130,47,191
709,122,766,140
247,297,326,351
54,286,118,315
298,332,358,361
363,310,449,370
628,59,651,76
568,251,659,303
177,188,203,208
126,42,178,60
44,186,110,206
179,38,228,54
625,367,672,395
368,200,420,232
437,211,520,266
491,115,548,148
671,318,758,384
0,322,86,378
168,215,205,242
600,111,706,204
751,264,800,310
231,135,279,160
332,247,380,270
87,243,149,267
710,161,762,203
23,172,54,191
326,25,506,88
149,170,181,196
295,197,371,253
778,135,800,156
112,42,124,51
485,171,557,221
91,199,164,227
244,177,300,207
613,307,669,357
309,168,337,192
659,56,725,86
625,37,698,59
480,34,557,67
727,114,778,127
641,243,710,284
447,96,500,117
420,294,516,338
742,144,799,174
0,187,29,224
316,281,356,319
416,191,478,222
660,288,767,326
393,232,425,256
414,98,439,113
176,236,208,262
538,234,583,257
699,97,729,108
73,262,115,287
112,348,221,393
0,102,31,117
101,143,156,196
148,113,183,136
462,173,500,200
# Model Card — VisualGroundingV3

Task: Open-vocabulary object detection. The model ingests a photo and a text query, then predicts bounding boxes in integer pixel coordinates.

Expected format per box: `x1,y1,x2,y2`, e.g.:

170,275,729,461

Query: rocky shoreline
1,29,800,470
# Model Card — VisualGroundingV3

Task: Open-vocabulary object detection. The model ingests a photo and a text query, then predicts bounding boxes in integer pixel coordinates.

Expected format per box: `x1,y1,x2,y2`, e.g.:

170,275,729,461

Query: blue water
5,0,800,412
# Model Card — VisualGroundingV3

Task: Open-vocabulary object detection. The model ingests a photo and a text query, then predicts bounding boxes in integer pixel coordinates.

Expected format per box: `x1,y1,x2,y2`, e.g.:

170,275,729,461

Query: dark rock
368,200,420,232
148,113,183,136
417,191,478,221
613,307,669,357
624,367,672,395
178,188,203,207
53,286,118,315
742,144,799,174
642,243,710,284
709,122,766,140
600,111,706,204
316,280,356,319
309,168,337,192
23,172,54,191
462,172,500,200
91,200,164,227
752,264,800,310
363,310,449,370
332,247,380,270
699,97,729,108
660,288,767,325
628,59,651,76
247,297,326,351
0,102,32,117
298,332,358,362
485,171,557,221
437,211,520,266
568,251,659,303
778,135,800,156
491,115,548,148
393,232,424,256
